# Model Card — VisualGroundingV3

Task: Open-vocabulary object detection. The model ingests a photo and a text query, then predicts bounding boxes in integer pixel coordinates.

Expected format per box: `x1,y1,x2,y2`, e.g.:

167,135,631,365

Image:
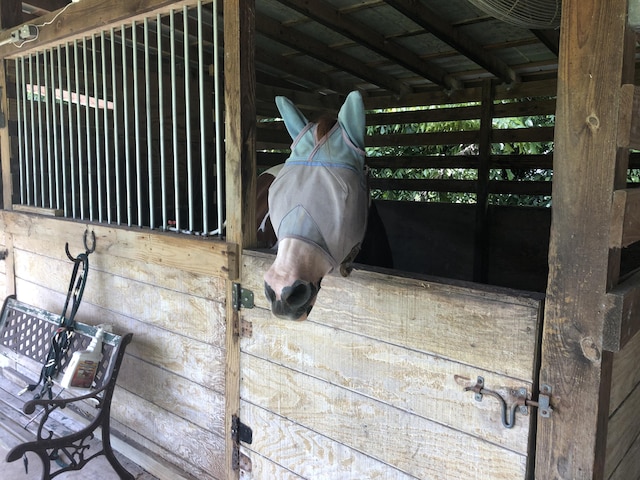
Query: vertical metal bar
67,43,76,218
93,34,103,222
74,39,84,219
132,21,143,227
36,53,45,206
43,50,53,208
144,18,154,229
197,0,208,234
83,37,93,221
123,24,132,227
57,46,68,216
170,9,180,230
20,57,30,205
183,6,194,232
111,27,121,225
28,54,36,205
101,31,111,224
50,48,60,210
213,0,223,235
157,13,167,230
15,58,25,204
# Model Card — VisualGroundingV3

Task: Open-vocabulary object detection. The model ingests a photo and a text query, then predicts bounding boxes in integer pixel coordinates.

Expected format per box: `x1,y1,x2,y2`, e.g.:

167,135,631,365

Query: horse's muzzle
264,280,320,321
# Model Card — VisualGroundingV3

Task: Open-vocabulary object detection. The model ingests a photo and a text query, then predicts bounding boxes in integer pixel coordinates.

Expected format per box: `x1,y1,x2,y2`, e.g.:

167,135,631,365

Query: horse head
264,91,369,320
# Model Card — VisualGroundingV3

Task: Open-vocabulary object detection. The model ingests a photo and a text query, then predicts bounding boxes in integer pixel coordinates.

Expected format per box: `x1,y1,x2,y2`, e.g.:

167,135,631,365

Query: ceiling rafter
255,47,356,95
384,0,521,85
256,13,411,96
274,0,461,91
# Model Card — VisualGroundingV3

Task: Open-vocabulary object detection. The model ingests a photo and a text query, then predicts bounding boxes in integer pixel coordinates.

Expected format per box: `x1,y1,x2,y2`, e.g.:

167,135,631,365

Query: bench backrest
0,295,130,390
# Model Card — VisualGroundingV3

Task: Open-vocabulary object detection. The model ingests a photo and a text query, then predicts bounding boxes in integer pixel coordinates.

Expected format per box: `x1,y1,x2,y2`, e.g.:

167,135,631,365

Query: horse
258,91,392,321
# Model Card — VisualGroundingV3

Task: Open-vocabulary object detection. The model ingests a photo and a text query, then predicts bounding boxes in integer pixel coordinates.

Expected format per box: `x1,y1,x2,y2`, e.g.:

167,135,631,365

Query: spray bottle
61,326,105,389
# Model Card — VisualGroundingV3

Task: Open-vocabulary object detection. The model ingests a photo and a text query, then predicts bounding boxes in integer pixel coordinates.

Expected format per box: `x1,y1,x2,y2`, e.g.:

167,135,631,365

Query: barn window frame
12,1,224,237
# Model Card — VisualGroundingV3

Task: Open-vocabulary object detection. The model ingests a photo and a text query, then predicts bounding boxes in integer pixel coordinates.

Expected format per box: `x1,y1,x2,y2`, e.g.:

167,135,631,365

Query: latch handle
464,377,553,429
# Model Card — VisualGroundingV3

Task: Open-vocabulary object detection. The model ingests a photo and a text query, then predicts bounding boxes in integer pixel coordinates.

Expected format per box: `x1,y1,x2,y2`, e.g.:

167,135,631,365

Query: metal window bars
13,1,224,236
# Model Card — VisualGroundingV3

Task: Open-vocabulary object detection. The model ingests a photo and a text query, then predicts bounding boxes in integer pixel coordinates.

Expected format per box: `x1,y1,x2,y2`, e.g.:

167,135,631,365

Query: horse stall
0,1,640,479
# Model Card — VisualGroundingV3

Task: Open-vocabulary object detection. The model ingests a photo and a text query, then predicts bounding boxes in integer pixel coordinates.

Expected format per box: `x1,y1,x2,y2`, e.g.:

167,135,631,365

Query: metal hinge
232,283,254,311
231,415,253,471
465,376,553,429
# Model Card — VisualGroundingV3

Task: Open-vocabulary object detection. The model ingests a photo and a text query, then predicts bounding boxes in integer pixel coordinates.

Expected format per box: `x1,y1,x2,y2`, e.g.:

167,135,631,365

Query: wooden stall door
236,250,544,479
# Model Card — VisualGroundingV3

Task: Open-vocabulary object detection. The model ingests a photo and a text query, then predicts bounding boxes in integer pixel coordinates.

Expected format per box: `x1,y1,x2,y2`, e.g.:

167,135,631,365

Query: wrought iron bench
0,294,134,479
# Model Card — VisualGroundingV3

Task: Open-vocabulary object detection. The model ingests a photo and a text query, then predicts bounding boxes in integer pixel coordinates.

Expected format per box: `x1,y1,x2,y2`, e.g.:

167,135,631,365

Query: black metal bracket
232,283,254,311
0,249,8,260
231,415,253,471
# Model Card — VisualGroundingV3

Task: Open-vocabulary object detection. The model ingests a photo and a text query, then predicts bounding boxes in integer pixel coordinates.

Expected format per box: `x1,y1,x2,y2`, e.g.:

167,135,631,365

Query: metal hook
83,229,96,254
64,230,96,262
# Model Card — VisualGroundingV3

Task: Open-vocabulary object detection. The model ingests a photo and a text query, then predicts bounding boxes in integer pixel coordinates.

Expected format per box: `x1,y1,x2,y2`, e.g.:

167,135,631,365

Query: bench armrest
22,382,110,415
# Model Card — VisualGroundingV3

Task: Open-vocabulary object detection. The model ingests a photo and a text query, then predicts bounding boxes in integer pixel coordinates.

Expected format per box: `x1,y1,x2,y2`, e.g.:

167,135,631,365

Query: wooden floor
0,374,159,480
0,428,159,479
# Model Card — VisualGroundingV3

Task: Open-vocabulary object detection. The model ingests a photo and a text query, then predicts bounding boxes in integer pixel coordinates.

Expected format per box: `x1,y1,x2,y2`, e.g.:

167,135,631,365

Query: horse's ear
338,91,365,150
276,96,309,140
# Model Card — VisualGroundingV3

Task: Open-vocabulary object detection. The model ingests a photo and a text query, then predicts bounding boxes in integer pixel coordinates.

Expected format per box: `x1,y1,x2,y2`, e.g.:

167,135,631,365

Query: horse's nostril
281,280,312,308
264,282,276,303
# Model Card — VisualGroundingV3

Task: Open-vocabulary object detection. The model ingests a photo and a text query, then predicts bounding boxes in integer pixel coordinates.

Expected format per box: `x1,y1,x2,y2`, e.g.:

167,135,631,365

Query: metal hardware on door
464,376,553,429
0,87,5,128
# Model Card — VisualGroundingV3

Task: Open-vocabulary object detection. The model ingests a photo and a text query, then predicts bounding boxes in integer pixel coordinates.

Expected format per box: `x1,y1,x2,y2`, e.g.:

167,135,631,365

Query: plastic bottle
61,326,104,389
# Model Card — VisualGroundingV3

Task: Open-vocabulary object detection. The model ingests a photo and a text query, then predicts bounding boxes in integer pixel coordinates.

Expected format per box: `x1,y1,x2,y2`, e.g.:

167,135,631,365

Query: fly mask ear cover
268,91,369,272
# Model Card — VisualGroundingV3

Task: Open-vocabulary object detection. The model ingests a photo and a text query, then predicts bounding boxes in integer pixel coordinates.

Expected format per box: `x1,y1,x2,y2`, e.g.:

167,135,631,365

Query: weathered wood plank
240,401,417,479
604,270,640,352
607,428,640,480
617,84,640,150
15,277,226,391
224,0,256,477
242,251,542,381
112,388,225,479
610,325,640,413
0,0,207,58
0,211,237,280
605,381,640,478
13,248,226,348
536,0,635,476
239,445,305,480
241,306,533,454
241,354,528,480
609,189,640,249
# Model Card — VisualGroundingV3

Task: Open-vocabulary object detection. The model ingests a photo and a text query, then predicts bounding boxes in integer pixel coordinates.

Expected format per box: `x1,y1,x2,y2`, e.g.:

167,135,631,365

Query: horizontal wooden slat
610,188,640,249
241,307,533,454
605,381,640,478
617,84,640,150
240,401,414,479
0,211,238,280
241,355,528,480
243,251,543,381
604,269,640,351
610,325,640,412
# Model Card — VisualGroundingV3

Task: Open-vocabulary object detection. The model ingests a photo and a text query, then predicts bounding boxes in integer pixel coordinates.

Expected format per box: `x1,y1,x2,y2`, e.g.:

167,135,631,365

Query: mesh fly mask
268,91,369,273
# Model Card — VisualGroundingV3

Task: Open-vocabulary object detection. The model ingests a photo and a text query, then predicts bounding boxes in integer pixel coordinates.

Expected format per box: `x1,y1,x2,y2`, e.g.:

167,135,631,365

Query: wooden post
224,0,256,477
473,78,493,283
0,0,21,297
536,0,635,478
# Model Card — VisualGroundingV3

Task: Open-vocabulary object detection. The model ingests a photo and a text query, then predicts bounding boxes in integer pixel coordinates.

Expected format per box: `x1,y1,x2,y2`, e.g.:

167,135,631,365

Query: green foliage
366,102,555,207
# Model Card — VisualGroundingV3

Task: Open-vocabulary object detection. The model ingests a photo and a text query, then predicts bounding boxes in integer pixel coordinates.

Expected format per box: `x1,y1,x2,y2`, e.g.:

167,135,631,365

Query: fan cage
467,0,562,29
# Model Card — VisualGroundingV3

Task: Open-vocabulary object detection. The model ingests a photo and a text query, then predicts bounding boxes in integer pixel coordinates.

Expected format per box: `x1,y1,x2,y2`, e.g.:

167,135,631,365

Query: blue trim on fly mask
268,92,369,269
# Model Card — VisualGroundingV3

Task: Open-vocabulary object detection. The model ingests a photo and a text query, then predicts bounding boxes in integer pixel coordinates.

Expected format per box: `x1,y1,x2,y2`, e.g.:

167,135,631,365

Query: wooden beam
274,0,460,91
0,0,23,29
604,270,640,352
385,0,520,85
617,84,640,150
224,0,255,477
610,189,640,249
536,0,635,477
256,13,411,96
0,0,201,59
473,79,493,283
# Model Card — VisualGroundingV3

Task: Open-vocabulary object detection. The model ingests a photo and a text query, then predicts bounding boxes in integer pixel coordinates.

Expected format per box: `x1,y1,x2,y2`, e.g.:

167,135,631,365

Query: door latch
465,376,553,429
